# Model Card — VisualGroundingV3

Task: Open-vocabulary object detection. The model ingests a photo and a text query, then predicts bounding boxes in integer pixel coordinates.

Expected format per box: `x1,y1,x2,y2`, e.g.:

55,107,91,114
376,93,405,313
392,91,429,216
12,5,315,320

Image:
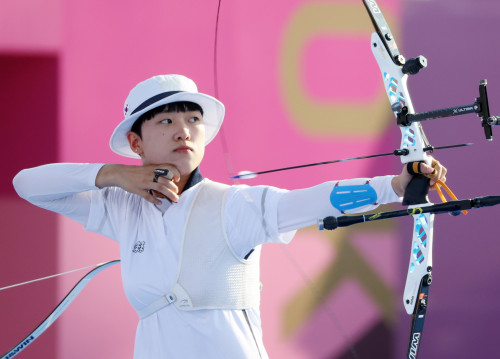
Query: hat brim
110,92,225,158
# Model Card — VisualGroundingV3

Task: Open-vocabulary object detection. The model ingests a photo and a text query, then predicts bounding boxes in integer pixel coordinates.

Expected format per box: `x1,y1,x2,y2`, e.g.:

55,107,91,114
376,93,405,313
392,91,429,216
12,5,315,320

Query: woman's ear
127,131,143,156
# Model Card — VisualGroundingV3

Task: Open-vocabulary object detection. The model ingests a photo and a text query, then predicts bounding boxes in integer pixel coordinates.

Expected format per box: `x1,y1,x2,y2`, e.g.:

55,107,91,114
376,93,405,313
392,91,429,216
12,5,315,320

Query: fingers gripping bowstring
212,2,359,358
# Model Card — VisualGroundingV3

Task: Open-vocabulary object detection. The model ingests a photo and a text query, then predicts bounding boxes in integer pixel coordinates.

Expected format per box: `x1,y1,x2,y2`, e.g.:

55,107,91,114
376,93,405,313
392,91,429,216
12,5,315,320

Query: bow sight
396,80,496,141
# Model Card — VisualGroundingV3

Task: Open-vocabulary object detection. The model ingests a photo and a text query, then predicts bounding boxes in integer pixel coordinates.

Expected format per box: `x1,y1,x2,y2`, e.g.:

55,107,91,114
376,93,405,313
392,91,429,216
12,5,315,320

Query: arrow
232,143,472,179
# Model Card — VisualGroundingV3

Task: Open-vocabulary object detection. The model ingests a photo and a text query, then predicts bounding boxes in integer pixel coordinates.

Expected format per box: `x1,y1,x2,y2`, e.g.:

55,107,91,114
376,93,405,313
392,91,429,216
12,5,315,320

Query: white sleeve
225,176,400,257
277,175,401,233
224,185,296,258
13,163,105,227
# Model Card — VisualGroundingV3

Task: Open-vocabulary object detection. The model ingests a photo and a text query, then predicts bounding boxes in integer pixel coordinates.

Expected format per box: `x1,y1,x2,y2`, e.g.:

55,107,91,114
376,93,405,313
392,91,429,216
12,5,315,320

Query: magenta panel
0,55,59,196
0,54,59,358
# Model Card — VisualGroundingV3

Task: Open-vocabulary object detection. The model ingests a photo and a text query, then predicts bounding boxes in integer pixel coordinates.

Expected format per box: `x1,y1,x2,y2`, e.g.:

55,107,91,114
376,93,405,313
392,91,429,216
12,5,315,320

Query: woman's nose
174,124,190,141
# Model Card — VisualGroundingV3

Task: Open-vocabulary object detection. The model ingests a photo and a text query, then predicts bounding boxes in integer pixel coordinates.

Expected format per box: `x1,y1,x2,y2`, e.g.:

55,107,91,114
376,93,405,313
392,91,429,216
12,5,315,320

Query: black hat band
130,91,183,115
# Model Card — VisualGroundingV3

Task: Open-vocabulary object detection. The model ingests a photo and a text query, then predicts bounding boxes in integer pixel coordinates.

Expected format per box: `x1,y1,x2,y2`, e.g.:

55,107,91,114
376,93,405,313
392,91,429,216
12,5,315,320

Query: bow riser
370,30,435,319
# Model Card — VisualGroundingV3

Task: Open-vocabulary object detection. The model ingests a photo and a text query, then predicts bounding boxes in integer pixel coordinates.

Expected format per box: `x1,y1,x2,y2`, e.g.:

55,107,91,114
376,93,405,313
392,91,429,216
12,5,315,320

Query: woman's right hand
95,164,181,204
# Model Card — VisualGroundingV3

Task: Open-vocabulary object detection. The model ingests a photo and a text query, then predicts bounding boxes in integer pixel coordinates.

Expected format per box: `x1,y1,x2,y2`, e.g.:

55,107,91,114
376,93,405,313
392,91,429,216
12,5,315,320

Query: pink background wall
1,0,498,358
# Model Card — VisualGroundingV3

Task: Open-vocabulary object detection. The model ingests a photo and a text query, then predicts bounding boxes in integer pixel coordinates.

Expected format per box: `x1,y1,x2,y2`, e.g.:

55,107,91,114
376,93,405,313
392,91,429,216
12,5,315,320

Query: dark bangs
130,101,204,137
164,102,203,114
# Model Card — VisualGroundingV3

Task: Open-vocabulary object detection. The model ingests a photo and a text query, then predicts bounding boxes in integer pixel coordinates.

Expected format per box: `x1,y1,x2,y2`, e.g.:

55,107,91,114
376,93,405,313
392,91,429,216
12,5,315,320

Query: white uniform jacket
13,163,401,359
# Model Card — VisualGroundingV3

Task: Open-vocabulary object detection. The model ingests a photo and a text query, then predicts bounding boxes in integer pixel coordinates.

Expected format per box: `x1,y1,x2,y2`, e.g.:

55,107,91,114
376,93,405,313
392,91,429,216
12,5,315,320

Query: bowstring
213,0,236,179
0,263,105,291
212,2,359,358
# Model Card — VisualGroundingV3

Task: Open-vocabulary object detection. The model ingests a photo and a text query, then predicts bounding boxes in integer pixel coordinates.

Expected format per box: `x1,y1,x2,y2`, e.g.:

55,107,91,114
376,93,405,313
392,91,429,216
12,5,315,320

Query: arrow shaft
233,143,472,179
244,151,394,176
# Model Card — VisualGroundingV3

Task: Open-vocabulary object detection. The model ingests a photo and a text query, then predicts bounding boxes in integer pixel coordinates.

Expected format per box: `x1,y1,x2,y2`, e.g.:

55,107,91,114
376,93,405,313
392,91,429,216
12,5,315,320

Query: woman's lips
174,146,192,153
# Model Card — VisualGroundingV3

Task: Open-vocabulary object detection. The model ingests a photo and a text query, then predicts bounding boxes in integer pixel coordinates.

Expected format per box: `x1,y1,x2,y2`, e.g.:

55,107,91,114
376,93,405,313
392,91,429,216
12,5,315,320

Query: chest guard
138,180,261,319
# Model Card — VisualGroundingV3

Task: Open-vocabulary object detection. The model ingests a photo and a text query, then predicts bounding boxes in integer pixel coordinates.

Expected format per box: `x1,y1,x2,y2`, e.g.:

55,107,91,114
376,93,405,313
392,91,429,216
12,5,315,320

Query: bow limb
1,260,119,359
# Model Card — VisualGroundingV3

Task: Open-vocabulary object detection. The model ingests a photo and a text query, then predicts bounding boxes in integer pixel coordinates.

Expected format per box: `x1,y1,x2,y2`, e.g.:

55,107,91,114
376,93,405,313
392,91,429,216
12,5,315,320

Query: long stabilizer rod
319,195,500,230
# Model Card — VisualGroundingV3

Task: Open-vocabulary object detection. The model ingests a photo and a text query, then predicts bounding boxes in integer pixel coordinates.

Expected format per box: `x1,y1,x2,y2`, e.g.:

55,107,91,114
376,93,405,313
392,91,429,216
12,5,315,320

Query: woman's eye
160,119,172,124
188,117,200,123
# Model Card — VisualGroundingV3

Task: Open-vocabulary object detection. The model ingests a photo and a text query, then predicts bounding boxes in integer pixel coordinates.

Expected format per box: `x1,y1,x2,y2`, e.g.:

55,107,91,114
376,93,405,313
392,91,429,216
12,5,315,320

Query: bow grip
403,161,431,205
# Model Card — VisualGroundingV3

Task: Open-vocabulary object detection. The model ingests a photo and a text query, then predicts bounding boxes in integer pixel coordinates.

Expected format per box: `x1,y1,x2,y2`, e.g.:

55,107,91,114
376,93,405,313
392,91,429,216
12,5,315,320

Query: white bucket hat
110,74,225,158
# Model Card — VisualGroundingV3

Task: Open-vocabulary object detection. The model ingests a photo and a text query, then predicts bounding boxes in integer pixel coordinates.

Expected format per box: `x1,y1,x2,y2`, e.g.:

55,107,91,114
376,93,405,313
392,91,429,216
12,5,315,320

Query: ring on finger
153,169,173,182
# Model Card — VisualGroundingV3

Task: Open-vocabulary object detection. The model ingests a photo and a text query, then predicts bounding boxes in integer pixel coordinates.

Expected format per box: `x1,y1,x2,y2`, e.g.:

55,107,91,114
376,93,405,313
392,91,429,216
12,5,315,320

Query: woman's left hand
391,158,447,197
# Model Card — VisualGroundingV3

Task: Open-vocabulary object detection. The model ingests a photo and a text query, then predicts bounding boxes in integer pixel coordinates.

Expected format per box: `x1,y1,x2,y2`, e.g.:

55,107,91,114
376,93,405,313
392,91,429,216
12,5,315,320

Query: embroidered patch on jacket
132,241,146,253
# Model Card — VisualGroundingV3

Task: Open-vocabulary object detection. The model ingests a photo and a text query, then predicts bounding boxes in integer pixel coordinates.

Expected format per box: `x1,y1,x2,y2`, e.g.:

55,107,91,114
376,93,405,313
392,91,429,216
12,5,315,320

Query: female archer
13,74,446,358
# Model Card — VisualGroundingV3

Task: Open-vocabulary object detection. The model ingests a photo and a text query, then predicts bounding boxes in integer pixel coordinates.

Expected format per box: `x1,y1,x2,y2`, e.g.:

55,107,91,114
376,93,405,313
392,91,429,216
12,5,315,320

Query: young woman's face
136,110,205,175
